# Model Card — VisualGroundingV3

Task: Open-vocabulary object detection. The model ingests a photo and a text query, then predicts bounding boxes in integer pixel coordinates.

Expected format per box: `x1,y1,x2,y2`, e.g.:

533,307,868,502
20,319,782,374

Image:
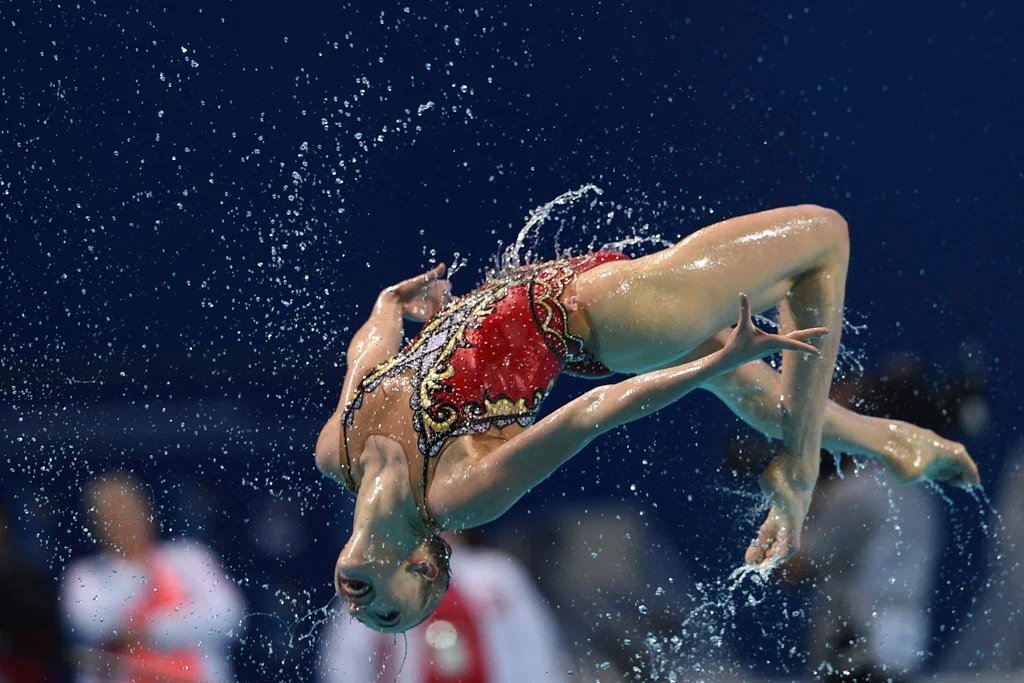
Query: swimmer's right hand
381,263,452,322
718,293,829,369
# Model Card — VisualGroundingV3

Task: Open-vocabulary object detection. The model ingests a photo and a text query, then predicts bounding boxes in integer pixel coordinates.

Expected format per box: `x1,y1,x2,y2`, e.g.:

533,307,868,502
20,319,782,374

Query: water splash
603,232,675,254
635,561,782,682
479,184,685,287
495,183,604,273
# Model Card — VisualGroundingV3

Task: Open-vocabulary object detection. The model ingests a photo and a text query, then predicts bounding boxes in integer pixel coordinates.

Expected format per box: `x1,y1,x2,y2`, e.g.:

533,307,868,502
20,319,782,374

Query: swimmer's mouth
377,611,401,628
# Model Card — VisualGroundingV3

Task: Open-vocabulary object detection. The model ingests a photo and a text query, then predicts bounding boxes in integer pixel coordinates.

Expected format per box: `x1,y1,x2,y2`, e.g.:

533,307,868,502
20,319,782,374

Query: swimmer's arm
317,265,451,478
335,290,406,411
430,349,733,528
431,294,826,528
315,292,409,479
336,263,450,411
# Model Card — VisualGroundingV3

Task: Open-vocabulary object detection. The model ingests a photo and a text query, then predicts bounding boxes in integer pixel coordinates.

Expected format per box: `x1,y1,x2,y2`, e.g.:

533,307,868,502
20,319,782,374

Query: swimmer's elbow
314,447,336,479
314,447,335,479
568,386,621,435
314,415,343,479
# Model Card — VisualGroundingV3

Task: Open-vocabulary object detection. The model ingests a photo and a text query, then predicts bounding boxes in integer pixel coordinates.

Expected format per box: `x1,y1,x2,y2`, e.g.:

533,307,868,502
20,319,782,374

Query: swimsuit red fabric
344,250,629,470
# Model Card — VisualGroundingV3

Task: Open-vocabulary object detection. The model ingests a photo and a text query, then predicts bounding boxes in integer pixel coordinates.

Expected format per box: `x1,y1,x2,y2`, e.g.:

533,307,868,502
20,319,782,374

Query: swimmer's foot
877,421,980,487
745,456,814,566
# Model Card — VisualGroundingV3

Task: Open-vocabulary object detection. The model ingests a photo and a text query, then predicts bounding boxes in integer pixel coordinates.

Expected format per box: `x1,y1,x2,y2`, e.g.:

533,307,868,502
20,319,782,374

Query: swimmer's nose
346,600,370,616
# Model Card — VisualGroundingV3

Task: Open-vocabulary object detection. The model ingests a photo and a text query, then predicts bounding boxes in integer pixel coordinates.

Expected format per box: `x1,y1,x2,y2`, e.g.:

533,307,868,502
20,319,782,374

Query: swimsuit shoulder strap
338,384,366,494
406,437,444,534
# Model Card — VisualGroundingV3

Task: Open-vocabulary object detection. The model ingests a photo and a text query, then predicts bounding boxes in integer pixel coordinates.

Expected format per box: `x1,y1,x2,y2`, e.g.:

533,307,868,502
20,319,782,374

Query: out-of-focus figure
782,356,977,681
501,503,745,682
794,458,940,682
61,473,246,683
941,440,1024,675
318,532,569,682
0,503,64,682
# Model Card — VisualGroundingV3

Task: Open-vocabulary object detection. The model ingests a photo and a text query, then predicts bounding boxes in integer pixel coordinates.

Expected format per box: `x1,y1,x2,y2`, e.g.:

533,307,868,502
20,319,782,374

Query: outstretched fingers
936,448,981,488
736,292,752,324
951,446,982,487
961,458,982,487
777,326,829,355
785,326,829,341
745,519,775,564
415,262,447,286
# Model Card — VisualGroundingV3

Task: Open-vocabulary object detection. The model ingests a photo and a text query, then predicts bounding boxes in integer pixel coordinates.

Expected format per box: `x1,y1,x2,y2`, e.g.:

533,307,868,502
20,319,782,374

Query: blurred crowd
3,474,245,683
2,353,1022,682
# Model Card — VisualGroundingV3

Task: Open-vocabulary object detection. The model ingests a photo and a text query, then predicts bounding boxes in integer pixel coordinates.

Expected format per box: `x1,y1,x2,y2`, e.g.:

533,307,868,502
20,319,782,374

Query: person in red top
61,474,246,683
315,204,979,633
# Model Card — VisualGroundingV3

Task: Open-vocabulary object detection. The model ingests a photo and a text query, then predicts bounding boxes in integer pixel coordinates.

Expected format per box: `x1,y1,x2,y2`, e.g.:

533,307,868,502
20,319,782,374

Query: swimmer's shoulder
427,431,515,530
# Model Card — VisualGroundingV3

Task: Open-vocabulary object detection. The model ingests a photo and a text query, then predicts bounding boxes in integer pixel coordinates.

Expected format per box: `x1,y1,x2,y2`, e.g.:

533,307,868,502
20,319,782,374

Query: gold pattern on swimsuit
478,387,549,419
345,260,578,462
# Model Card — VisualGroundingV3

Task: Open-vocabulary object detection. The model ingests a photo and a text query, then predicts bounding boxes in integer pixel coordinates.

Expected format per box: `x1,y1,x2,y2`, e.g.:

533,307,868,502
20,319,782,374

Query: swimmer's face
334,534,451,632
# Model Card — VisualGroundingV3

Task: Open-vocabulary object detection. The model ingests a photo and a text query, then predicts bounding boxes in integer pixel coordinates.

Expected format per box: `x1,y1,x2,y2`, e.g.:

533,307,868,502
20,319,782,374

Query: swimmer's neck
344,437,422,560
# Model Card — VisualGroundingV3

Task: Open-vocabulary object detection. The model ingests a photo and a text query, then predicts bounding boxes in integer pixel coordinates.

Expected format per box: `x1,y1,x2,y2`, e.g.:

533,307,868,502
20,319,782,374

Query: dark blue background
2,1,1021,679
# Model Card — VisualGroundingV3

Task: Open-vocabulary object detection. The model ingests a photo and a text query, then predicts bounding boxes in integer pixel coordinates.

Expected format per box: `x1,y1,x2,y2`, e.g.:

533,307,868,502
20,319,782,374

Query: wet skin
316,204,980,630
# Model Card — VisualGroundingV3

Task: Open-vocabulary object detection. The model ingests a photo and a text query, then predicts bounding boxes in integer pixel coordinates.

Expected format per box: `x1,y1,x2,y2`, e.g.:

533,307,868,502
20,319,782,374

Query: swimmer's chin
357,607,435,634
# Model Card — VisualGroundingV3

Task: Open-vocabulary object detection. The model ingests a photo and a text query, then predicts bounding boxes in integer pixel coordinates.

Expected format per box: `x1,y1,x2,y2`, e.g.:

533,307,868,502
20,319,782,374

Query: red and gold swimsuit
341,250,628,521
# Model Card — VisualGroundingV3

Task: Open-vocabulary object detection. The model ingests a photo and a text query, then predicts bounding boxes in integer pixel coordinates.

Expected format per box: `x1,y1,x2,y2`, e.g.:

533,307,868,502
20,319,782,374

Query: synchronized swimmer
315,204,979,633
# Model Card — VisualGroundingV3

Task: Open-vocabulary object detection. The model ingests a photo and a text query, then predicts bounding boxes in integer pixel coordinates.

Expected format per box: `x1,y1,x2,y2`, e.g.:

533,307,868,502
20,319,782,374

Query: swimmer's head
335,533,451,632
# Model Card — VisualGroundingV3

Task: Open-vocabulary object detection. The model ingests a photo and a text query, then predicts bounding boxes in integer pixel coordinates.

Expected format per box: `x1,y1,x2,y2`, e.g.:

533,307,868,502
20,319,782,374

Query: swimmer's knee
789,203,843,223
789,204,849,266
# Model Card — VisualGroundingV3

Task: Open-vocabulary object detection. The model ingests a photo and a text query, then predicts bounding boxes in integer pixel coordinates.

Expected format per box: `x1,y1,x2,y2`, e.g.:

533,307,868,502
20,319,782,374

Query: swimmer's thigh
574,205,845,373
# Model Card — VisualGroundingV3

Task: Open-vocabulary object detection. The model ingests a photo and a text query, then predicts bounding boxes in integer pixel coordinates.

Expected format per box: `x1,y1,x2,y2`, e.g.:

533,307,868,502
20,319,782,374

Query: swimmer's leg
745,220,847,564
687,333,980,486
575,204,849,562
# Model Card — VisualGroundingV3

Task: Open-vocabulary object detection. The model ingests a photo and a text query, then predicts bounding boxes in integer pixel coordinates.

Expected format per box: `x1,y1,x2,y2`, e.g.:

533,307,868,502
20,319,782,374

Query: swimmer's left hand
382,263,452,322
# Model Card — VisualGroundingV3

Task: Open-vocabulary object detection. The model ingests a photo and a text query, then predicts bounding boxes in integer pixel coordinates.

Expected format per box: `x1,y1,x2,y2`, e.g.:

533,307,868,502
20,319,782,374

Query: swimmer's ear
411,559,439,580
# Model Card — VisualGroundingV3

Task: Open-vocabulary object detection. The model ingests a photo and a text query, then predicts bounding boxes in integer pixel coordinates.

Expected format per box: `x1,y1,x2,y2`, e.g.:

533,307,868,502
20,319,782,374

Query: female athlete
315,204,979,633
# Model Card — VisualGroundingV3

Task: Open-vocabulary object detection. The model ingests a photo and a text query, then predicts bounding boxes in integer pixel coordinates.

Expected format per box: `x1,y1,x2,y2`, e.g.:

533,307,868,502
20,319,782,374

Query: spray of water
485,184,673,281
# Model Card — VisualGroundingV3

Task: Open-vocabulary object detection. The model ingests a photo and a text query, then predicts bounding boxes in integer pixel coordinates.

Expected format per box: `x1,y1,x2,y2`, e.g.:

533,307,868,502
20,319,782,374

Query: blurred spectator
790,458,940,682
499,503,746,682
778,355,973,681
318,532,569,682
60,473,246,683
0,503,64,682
940,441,1024,674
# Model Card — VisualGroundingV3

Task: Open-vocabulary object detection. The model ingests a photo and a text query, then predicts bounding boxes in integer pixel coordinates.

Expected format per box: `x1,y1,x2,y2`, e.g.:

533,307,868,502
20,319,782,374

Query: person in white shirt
318,534,569,683
60,473,246,683
788,459,940,682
